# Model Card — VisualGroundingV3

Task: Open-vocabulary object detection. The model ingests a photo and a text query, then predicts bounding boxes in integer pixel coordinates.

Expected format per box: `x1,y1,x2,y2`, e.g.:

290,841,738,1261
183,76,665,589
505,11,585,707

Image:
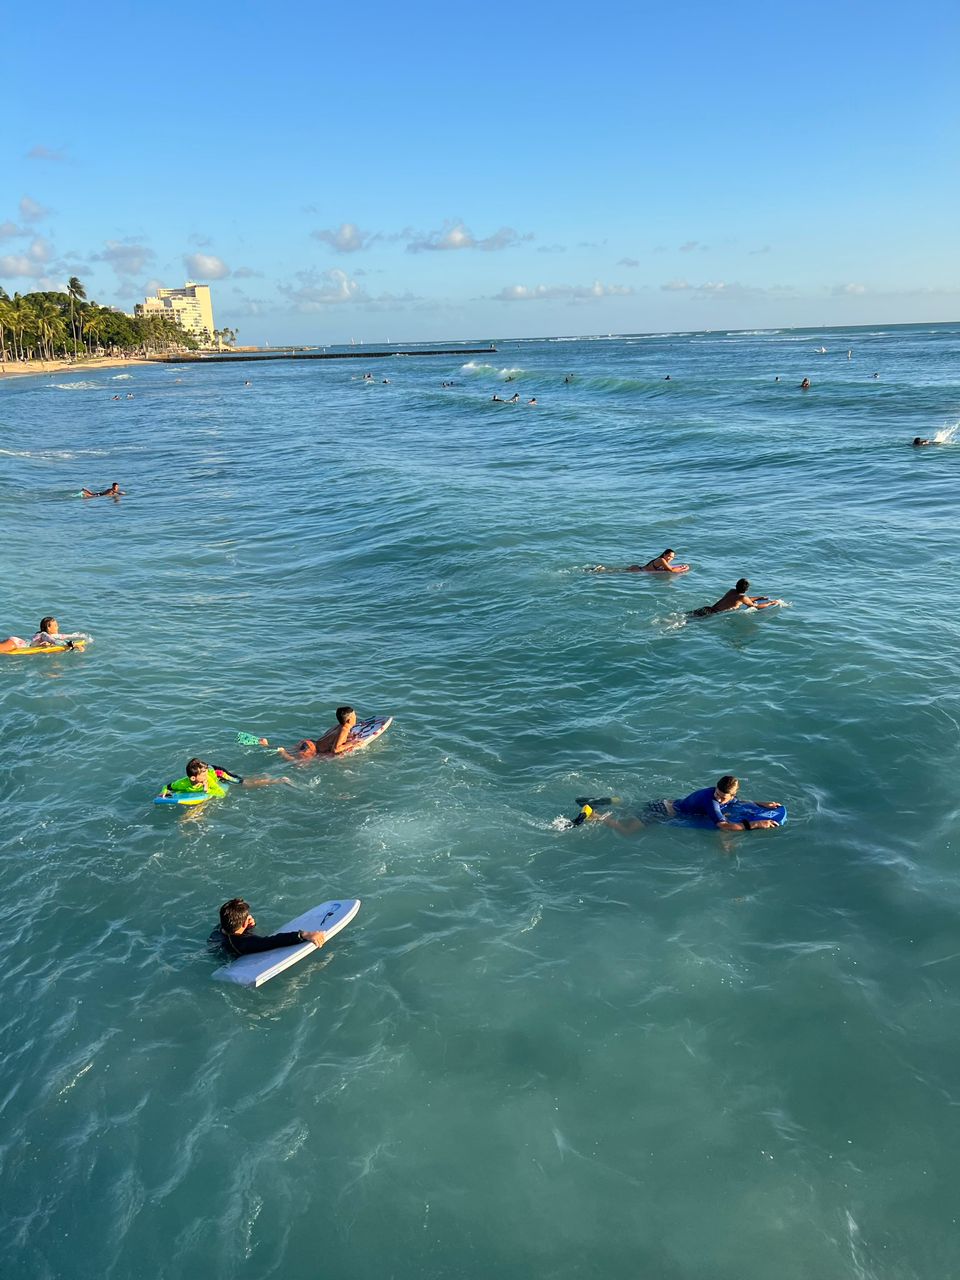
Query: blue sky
2,0,957,342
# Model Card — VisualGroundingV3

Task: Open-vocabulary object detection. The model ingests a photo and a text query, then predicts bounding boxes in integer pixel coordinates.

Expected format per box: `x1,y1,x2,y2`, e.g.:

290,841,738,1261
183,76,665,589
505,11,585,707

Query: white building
136,282,215,340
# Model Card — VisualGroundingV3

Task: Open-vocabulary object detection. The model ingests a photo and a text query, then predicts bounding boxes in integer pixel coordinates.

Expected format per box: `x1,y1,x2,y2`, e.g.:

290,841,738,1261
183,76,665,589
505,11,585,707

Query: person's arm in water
224,927,326,955
330,710,358,754
741,595,782,610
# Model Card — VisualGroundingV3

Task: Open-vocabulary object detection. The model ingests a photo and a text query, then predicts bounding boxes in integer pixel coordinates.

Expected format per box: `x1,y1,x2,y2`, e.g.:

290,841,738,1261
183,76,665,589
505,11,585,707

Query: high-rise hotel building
135,282,215,339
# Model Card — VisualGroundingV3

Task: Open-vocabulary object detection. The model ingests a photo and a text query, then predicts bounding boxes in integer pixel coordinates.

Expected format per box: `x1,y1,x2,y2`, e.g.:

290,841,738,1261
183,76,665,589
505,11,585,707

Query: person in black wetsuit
215,897,326,956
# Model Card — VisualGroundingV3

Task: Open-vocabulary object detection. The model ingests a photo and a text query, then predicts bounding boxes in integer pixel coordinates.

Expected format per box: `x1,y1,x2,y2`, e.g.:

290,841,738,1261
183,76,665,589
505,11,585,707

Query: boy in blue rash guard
593,776,782,834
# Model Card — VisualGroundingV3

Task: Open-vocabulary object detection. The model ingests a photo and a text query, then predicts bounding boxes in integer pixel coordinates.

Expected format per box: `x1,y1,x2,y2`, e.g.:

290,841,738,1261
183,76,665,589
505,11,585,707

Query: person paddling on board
689,578,782,617
215,898,326,956
159,757,291,800
589,549,690,574
583,776,782,834
80,482,125,499
275,707,359,761
912,437,941,447
0,616,90,652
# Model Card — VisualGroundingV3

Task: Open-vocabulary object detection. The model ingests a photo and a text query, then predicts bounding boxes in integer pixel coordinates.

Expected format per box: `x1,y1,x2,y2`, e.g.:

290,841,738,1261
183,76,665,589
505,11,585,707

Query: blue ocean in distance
2,321,960,1280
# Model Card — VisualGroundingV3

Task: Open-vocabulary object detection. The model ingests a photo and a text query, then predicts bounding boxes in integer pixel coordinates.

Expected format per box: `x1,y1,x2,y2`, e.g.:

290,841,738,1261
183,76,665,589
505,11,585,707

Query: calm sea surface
2,323,959,1280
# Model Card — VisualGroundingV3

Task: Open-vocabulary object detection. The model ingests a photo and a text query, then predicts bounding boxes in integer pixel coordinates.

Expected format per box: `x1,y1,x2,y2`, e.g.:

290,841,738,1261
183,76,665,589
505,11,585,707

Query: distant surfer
589,549,690,574
215,898,326,956
912,437,941,447
492,394,504,402
275,707,359,761
580,776,783,834
509,393,520,403
800,377,811,390
80,482,124,499
689,578,782,617
528,398,538,405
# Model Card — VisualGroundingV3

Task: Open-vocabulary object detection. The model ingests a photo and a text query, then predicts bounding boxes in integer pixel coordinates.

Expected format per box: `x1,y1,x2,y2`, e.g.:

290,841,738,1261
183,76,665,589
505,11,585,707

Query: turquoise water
2,323,960,1280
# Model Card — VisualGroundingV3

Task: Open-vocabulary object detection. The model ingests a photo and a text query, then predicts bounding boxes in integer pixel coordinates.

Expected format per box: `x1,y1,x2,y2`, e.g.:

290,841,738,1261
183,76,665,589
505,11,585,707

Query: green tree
66,276,87,356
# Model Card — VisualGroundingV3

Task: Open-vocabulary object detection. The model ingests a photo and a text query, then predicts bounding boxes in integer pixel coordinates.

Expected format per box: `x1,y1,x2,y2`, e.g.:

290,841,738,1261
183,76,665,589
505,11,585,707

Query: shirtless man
689,578,781,617
276,707,358,761
81,482,125,498
912,437,940,447
589,549,690,574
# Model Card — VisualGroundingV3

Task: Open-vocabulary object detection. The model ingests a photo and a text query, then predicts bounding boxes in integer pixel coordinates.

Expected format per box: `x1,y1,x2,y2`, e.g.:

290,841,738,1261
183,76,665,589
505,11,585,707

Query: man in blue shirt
588,775,781,833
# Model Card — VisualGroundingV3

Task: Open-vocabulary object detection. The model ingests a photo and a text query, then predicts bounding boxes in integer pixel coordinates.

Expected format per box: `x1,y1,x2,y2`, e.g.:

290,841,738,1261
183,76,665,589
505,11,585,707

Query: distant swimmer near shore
689,578,782,618
589,549,690,574
80,482,125,499
912,437,942,447
800,377,811,390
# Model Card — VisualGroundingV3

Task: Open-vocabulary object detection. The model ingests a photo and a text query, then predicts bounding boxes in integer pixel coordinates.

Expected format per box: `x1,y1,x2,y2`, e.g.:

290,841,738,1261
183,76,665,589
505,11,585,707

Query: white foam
49,381,99,390
111,373,132,380
934,422,958,444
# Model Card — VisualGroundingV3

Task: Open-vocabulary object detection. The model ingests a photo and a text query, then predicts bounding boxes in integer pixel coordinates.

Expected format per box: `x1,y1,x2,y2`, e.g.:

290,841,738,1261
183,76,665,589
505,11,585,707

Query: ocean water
2,323,960,1280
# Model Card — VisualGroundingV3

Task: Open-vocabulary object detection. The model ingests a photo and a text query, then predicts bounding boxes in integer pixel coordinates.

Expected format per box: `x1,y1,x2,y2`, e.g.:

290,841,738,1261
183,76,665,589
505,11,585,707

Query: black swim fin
574,796,620,808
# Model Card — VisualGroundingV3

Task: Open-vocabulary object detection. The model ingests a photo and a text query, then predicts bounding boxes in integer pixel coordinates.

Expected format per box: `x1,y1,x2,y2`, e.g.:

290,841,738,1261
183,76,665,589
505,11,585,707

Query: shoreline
0,355,155,385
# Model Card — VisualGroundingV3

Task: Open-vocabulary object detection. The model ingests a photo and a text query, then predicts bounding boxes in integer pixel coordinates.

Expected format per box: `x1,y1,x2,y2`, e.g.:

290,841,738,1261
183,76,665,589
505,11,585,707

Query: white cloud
833,282,867,295
660,278,796,300
312,222,379,253
679,240,702,253
407,221,532,253
493,280,633,302
0,221,25,240
618,257,640,268
19,195,50,223
94,240,156,277
280,268,369,310
26,145,66,162
537,244,567,254
0,237,54,279
232,266,261,279
184,252,230,280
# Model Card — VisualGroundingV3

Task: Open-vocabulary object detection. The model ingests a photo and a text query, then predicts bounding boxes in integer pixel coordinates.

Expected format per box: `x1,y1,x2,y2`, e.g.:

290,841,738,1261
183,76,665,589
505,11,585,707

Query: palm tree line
0,277,205,363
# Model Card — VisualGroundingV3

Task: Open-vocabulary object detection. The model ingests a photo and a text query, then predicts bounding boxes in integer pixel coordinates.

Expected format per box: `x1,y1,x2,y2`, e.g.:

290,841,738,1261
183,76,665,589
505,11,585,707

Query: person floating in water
275,707,360,761
912,437,941,447
80,482,125,499
582,775,782,834
215,898,326,956
0,616,90,652
159,758,291,800
528,398,538,405
564,375,573,383
508,393,520,403
589,549,690,574
492,394,504,402
800,377,811,390
689,578,782,617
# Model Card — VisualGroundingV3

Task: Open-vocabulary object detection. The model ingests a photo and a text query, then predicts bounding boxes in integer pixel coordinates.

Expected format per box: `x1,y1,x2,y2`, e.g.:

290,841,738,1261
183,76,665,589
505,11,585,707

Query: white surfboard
212,898,361,988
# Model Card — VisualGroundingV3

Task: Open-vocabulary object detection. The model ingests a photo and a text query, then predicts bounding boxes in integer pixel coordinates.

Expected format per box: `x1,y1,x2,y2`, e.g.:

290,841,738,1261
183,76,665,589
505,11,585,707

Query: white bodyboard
213,898,361,989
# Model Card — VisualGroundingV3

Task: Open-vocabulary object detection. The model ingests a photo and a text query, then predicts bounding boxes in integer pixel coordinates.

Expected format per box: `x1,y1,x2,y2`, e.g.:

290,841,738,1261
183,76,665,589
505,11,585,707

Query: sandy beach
0,355,154,384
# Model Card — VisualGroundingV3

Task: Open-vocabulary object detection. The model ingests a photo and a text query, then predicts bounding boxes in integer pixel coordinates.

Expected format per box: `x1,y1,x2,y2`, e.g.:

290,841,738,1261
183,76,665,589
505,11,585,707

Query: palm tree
67,277,86,357
83,308,107,355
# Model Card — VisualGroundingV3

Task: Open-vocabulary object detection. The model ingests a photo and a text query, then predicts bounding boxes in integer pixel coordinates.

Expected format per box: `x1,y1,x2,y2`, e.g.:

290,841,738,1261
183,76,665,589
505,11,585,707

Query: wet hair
716,775,739,794
662,549,674,557
39,616,57,633
335,706,355,724
220,898,251,933
913,438,924,446
735,579,749,593
186,757,207,778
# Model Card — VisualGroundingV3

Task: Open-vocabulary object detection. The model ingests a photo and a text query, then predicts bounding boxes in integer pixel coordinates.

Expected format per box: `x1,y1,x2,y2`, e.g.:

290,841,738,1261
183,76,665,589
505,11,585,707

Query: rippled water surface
3,324,960,1279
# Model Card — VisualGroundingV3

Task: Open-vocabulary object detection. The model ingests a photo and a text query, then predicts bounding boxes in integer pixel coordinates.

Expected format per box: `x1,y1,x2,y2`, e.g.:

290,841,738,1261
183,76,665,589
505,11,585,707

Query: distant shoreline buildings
135,282,215,340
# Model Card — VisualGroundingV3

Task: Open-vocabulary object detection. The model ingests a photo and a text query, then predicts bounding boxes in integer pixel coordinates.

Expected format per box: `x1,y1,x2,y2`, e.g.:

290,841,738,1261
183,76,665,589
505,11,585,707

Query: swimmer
244,380,251,386
111,395,120,401
775,376,780,383
912,437,940,447
800,377,811,390
276,707,359,761
509,393,520,403
215,897,326,956
591,775,782,834
873,372,880,379
689,578,782,617
382,378,390,384
492,394,504,402
564,375,573,384
664,375,671,381
528,398,538,405
80,482,125,499
589,549,690,574
0,616,89,653
159,757,291,800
